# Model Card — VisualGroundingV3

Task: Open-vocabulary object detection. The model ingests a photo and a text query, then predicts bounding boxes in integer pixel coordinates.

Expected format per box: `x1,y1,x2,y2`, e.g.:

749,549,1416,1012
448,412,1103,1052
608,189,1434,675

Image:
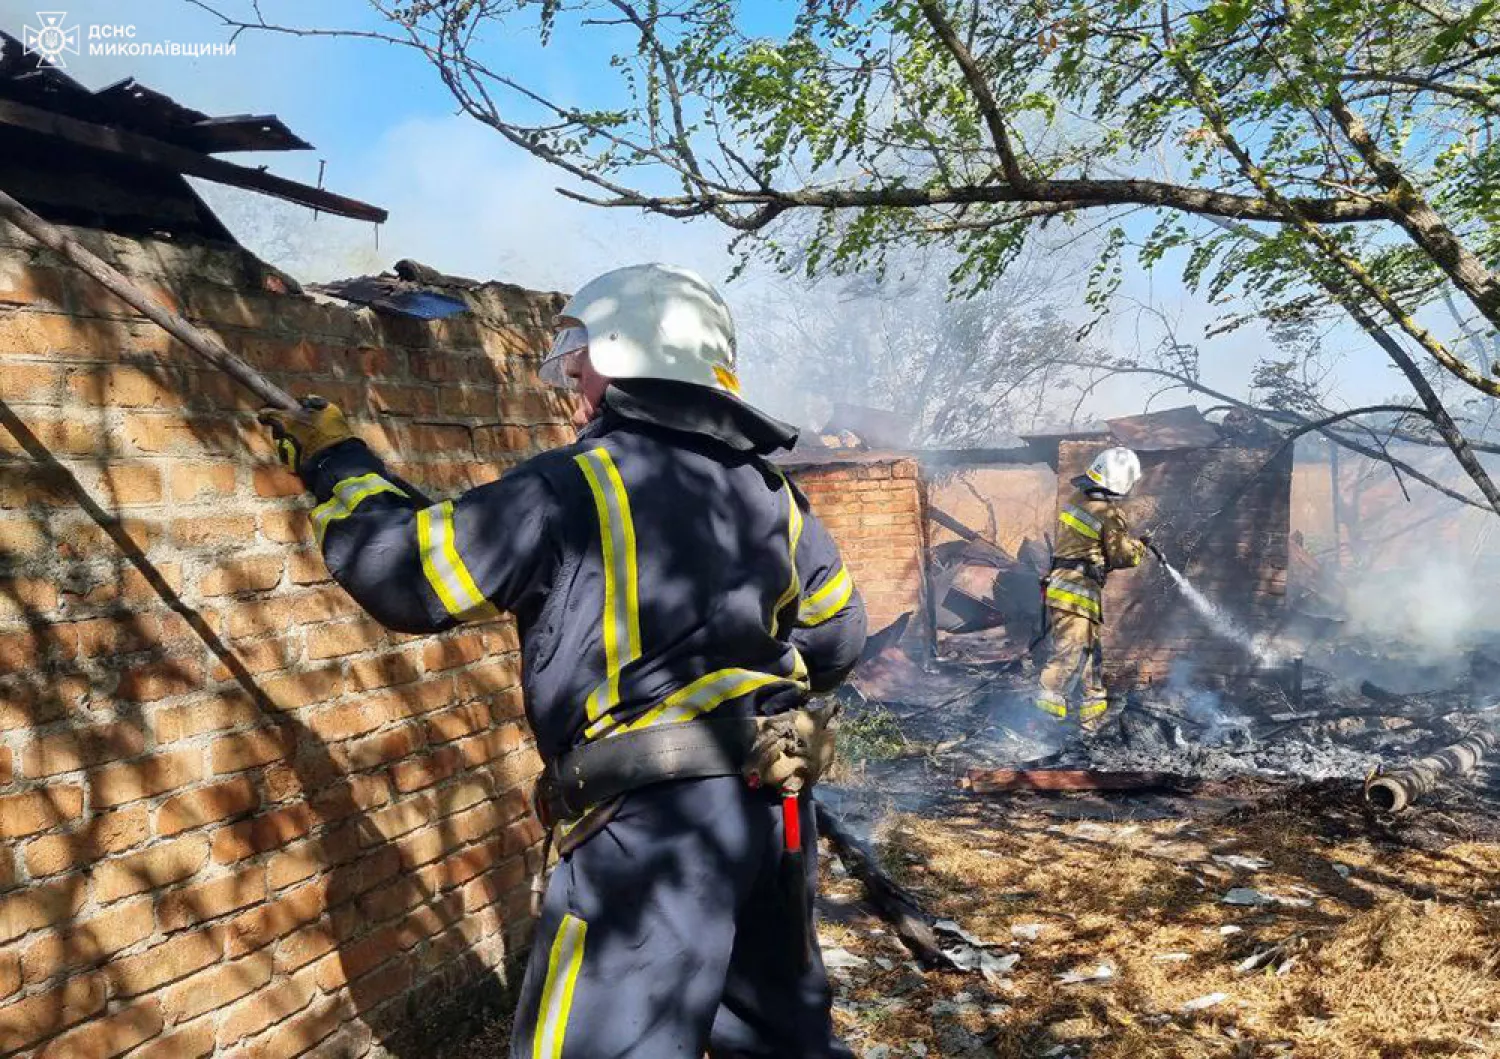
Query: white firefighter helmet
1084,446,1142,496
540,263,742,396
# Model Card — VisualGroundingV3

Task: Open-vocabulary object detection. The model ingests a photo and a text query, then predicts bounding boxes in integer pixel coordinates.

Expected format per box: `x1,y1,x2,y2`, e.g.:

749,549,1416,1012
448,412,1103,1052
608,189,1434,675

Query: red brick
245,991,354,1059
275,920,338,975
346,650,423,691
0,971,107,1053
157,867,267,932
389,746,463,794
454,657,521,700
57,615,158,657
286,550,331,585
424,701,491,745
0,361,63,402
170,514,258,549
87,463,165,505
212,803,316,864
334,724,423,772
0,746,11,785
421,628,492,671
454,723,525,768
305,618,385,661
112,929,223,996
209,637,299,679
171,463,239,502
116,657,205,702
198,555,285,597
24,723,148,778
252,465,304,498
154,689,259,743
308,773,390,825
210,725,297,774
253,665,342,708
17,899,154,984
258,508,314,545
162,949,274,1023
36,998,165,1059
217,972,316,1047
23,804,150,877
0,952,16,1001
0,786,84,839
157,777,261,836
94,834,211,904
90,748,204,807
130,1019,215,1059
266,828,362,892
0,876,86,944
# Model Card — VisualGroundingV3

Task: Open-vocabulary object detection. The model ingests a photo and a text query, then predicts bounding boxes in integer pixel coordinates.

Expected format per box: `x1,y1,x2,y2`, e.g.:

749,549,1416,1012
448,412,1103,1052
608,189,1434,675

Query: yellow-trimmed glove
257,396,355,475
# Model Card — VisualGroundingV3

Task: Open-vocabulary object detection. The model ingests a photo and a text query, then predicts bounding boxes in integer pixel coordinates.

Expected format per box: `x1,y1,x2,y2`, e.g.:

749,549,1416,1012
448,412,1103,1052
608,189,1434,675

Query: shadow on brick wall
0,253,564,1058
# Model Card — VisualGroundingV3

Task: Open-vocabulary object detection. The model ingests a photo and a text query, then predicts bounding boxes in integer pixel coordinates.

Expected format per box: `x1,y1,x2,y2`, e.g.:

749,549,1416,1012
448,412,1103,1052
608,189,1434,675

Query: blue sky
0,0,1429,427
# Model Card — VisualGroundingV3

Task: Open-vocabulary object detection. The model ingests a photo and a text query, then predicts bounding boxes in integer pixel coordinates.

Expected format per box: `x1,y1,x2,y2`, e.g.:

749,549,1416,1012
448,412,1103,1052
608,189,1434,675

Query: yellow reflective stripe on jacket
416,501,500,622
1059,504,1102,541
617,668,796,735
311,473,408,546
770,474,804,637
1045,579,1101,619
1079,699,1108,719
576,448,642,727
798,564,853,627
1035,693,1068,718
532,913,587,1059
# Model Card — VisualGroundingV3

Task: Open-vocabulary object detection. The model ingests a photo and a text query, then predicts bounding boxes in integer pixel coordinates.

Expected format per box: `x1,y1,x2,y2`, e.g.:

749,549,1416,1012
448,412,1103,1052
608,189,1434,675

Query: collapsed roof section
0,32,386,242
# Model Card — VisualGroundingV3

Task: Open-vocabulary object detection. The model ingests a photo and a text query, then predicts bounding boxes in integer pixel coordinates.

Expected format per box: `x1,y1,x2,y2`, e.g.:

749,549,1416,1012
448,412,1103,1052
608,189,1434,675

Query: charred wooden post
812,801,960,971
1363,730,1499,813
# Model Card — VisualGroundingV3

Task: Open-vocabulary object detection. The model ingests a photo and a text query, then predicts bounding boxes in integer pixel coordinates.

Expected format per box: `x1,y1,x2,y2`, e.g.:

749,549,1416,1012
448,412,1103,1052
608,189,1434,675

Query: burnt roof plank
183,115,312,154
0,96,387,222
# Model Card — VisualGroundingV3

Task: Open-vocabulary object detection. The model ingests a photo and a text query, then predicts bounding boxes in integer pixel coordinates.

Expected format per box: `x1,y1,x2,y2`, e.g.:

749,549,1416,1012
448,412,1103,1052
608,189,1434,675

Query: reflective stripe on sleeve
770,474,804,638
416,500,500,622
1059,504,1102,541
798,564,853,627
575,448,643,727
1045,579,1102,619
310,472,409,546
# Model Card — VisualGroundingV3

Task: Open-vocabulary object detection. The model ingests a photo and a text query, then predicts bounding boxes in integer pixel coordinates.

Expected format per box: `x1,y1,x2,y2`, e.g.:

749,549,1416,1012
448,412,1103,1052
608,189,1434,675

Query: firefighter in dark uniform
260,263,867,1059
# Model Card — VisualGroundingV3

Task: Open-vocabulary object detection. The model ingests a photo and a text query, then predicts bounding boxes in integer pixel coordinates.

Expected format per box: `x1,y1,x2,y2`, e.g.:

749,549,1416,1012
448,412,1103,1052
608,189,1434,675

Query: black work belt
542,716,759,821
1050,557,1107,585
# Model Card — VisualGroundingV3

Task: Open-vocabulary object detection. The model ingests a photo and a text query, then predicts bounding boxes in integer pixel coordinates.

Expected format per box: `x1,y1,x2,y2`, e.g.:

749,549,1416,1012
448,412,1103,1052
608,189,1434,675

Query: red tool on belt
780,788,811,970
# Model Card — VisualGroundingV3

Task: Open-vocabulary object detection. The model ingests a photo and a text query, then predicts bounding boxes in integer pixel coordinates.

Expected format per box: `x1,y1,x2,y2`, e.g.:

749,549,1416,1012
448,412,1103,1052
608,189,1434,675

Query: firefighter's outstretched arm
1101,507,1147,571
789,506,868,691
261,402,559,634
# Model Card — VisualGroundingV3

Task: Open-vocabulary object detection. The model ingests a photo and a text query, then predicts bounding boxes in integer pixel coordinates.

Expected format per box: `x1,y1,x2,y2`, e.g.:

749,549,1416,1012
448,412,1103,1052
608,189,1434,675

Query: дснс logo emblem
24,12,80,68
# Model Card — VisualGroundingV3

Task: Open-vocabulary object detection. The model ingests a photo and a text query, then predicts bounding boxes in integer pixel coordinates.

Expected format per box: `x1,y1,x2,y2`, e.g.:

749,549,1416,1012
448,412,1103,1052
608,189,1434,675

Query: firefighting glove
745,702,840,794
258,396,355,476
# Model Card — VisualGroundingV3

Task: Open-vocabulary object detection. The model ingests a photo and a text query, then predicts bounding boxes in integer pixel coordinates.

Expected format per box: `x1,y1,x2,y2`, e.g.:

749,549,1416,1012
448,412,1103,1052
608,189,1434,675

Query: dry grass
823,794,1500,1058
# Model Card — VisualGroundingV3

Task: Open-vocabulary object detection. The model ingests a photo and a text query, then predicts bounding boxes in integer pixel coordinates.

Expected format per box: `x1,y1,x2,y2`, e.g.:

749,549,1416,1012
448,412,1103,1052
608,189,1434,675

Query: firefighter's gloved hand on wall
746,702,840,793
258,397,355,476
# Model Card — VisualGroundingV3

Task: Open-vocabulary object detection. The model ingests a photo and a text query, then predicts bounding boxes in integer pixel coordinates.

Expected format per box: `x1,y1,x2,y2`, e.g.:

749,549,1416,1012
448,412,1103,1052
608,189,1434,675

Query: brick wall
1057,441,1292,689
783,455,925,636
0,224,571,1058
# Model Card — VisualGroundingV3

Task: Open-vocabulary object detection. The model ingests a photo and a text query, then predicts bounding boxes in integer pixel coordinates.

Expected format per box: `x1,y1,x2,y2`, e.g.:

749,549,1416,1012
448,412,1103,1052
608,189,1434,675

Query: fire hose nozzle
1147,542,1166,564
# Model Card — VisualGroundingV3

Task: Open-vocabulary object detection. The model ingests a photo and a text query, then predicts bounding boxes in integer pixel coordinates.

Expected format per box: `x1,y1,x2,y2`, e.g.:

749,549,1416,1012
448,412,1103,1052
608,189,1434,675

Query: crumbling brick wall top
0,223,566,1058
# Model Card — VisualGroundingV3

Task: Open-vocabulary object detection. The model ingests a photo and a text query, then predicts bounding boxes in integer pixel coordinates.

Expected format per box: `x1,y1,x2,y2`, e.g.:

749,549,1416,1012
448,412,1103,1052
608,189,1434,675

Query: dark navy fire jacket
299,392,868,762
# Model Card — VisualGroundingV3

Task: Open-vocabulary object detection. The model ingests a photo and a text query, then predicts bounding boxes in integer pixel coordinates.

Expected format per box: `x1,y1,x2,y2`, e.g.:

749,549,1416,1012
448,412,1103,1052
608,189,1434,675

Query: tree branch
918,0,1028,188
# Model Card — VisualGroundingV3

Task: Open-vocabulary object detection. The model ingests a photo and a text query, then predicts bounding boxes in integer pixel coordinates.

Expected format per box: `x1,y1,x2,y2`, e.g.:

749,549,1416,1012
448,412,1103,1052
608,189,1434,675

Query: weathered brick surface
783,456,926,634
0,230,557,1056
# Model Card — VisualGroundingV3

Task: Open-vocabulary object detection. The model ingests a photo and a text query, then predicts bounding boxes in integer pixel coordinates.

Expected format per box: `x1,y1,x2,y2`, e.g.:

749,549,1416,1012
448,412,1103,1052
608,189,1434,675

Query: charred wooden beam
960,768,1193,793
0,97,387,222
813,801,960,972
1364,730,1499,813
